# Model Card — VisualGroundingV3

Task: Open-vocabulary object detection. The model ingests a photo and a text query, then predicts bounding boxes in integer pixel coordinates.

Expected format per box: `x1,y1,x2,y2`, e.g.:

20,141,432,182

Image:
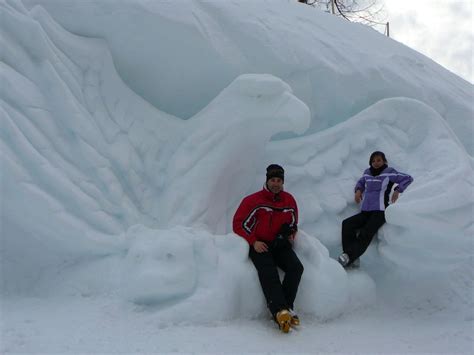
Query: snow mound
121,225,369,322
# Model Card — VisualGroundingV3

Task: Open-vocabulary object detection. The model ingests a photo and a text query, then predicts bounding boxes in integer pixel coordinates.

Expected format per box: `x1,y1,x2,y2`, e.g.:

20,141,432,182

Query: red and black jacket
233,187,298,246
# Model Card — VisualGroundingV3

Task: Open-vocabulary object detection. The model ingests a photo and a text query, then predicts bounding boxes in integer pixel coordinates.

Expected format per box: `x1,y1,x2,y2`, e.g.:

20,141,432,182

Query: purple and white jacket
355,166,413,212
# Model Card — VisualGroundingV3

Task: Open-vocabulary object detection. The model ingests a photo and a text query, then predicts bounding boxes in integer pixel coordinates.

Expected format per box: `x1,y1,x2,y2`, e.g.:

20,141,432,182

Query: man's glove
279,223,297,238
272,223,297,249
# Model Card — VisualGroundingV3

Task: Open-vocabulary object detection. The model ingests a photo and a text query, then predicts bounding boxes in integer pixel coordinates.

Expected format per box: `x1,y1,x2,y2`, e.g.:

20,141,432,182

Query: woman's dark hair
369,151,387,165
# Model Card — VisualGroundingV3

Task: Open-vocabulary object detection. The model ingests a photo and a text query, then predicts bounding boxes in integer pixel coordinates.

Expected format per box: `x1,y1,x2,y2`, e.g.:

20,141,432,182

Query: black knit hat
266,164,284,182
369,151,387,165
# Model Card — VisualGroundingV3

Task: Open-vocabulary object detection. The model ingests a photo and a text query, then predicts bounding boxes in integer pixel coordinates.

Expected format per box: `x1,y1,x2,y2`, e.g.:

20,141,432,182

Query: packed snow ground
2,293,471,353
1,0,473,353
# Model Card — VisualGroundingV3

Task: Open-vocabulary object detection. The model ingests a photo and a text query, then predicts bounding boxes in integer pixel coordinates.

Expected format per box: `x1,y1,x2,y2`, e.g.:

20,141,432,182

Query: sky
382,0,473,83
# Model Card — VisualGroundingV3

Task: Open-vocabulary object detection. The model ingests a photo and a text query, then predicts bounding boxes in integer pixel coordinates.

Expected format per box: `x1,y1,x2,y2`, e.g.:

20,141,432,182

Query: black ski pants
342,211,386,265
249,244,303,317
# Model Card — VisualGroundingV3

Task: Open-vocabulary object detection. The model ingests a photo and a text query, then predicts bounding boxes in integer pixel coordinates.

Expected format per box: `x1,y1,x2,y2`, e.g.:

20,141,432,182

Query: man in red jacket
233,164,304,333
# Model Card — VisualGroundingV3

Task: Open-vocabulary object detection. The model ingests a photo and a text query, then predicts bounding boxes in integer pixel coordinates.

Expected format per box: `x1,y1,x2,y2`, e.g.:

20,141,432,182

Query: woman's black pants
341,211,386,265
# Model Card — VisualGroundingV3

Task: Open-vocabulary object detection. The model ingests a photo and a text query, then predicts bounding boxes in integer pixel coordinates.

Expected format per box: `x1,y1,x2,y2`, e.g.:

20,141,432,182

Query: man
233,164,304,333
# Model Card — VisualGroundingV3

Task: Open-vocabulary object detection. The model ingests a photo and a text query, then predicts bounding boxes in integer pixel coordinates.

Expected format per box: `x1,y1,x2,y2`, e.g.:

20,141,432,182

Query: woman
338,151,413,267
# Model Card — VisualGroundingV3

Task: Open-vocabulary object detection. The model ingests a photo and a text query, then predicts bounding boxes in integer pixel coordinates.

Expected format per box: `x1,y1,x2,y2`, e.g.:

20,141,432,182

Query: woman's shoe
349,258,360,268
338,253,350,267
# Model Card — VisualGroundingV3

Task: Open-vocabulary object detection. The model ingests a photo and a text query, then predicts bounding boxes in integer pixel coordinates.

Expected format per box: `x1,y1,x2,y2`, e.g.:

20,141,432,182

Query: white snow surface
1,0,473,353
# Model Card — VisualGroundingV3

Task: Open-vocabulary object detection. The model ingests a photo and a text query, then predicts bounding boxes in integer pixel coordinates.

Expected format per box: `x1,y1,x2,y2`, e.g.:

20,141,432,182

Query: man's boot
275,309,292,333
289,309,300,326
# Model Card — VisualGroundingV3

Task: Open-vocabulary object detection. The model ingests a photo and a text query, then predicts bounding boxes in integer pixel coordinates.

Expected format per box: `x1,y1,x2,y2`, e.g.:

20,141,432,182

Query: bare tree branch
297,0,387,29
